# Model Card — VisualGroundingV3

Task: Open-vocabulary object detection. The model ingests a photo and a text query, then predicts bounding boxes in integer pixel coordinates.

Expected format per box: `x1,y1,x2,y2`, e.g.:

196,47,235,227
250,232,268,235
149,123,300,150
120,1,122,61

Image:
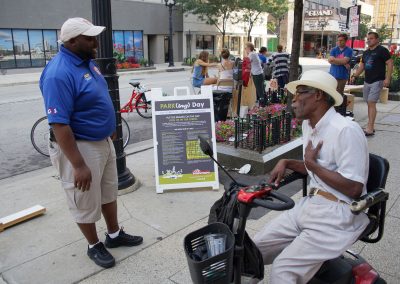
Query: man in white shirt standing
252,70,370,283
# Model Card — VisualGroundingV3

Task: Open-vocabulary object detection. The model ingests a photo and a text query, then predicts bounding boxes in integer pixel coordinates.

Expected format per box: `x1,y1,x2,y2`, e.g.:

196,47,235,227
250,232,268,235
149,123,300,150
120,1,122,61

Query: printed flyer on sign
152,90,219,193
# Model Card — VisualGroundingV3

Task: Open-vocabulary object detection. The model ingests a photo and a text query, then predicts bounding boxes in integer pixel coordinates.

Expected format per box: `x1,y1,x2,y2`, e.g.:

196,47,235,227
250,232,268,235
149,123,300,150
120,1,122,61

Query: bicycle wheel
135,93,152,118
121,117,130,148
31,116,50,157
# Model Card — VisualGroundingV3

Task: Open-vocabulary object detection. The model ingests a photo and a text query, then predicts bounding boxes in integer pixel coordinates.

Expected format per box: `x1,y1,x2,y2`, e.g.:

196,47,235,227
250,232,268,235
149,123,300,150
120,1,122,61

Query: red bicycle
120,80,152,118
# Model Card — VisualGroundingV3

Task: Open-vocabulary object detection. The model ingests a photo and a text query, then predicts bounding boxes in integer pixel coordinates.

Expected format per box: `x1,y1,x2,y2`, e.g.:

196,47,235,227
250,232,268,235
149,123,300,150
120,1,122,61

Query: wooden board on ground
0,205,46,232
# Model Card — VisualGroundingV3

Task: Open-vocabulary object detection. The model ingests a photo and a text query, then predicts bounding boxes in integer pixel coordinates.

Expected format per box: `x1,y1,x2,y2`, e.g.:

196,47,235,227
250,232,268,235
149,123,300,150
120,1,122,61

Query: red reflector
352,263,379,284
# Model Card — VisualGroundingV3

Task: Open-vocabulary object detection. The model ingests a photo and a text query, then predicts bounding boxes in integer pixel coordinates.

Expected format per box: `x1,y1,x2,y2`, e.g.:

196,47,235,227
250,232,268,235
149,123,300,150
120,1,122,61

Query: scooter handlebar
252,191,295,211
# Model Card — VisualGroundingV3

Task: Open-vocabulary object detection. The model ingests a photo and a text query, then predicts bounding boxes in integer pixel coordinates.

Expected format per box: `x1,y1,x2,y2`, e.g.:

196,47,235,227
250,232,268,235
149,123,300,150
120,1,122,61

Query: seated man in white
252,70,370,284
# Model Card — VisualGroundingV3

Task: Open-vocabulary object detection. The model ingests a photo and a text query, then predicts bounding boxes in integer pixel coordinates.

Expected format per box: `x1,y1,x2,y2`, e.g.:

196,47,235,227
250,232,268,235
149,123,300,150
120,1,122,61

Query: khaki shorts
49,138,118,223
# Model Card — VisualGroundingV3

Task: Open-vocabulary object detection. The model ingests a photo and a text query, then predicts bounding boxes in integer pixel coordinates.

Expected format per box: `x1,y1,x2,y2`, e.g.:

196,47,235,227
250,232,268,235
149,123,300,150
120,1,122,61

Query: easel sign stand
151,86,219,193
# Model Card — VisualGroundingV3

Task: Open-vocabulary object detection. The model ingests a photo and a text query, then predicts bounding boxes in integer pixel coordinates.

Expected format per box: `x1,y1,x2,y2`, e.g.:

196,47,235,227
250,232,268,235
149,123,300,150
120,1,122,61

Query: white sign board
348,5,361,38
151,86,219,193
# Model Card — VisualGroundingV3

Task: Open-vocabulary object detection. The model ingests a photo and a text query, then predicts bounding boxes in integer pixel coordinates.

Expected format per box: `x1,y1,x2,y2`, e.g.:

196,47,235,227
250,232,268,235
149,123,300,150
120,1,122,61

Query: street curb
0,66,192,87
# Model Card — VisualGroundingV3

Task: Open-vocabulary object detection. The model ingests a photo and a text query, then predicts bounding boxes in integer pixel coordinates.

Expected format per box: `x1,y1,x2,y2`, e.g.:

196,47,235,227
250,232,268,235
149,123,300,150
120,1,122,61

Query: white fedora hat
286,70,343,106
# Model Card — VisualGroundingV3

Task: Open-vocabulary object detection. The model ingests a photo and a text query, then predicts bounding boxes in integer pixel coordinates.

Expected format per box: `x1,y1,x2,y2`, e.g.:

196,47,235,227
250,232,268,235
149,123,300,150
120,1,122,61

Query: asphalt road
0,61,328,180
0,71,195,180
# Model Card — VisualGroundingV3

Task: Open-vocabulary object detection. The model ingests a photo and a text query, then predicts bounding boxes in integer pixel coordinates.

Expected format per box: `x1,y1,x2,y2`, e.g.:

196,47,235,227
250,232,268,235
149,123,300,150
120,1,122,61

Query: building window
254,37,262,49
13,29,30,67
113,30,125,54
230,37,240,53
43,30,58,63
124,31,134,59
134,31,143,59
196,35,215,53
0,29,16,68
28,30,45,67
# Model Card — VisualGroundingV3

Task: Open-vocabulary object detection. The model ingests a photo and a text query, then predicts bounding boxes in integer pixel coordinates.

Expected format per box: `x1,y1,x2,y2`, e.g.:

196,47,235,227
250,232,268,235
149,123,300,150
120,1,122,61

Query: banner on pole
347,5,361,38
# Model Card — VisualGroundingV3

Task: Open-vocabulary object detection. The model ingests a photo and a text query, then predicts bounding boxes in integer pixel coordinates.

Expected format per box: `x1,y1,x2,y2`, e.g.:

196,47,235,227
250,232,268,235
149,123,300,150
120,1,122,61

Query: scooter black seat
129,81,140,88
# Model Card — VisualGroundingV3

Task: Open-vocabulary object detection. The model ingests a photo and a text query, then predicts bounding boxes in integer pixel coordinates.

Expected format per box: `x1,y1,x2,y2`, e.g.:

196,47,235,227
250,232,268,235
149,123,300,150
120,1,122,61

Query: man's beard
77,49,95,61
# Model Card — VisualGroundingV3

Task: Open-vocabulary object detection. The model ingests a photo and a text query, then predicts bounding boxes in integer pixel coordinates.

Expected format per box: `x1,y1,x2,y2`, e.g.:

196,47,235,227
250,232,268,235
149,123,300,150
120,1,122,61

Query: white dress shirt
302,107,369,203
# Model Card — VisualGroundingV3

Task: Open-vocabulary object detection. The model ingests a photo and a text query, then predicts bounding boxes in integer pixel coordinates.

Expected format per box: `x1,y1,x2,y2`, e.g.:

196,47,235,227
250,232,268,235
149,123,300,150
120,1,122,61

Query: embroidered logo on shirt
84,73,92,81
93,66,102,75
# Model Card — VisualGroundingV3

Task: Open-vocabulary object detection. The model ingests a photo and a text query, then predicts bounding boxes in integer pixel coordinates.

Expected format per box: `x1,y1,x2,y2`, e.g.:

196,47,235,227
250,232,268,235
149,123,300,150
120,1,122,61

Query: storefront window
0,29,16,68
196,35,214,52
43,30,58,63
124,31,134,59
113,30,125,56
13,29,30,67
254,37,262,49
230,37,240,53
134,31,143,59
29,30,45,67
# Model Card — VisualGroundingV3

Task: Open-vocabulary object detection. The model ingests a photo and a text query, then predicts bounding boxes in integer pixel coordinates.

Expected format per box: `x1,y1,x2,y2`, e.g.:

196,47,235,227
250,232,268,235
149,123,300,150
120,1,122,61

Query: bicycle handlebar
253,191,295,211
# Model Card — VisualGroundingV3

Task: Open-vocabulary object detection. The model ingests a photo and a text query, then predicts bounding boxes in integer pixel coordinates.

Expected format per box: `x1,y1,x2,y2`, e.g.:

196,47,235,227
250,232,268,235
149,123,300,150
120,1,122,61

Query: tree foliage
357,15,371,40
265,0,289,42
177,0,239,47
376,24,392,43
236,0,269,41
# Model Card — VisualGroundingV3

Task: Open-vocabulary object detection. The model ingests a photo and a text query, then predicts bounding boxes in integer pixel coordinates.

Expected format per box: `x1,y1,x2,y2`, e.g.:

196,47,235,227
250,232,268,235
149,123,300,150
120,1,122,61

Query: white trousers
252,195,369,284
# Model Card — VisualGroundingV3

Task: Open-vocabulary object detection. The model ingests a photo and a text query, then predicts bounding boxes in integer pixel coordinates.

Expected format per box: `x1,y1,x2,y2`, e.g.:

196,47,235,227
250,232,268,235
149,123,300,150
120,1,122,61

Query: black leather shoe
87,242,115,268
105,227,143,248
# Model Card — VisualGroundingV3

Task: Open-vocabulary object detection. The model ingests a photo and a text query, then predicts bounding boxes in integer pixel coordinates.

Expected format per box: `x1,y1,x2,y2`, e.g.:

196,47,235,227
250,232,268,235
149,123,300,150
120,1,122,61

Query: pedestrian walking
245,42,265,106
351,32,393,136
39,17,143,269
268,45,290,89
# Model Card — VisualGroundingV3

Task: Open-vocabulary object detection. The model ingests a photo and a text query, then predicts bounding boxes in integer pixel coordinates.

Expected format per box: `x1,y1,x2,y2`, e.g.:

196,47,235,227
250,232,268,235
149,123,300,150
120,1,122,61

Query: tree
376,24,392,43
265,0,289,44
236,0,269,41
357,15,371,40
287,0,303,111
177,0,238,48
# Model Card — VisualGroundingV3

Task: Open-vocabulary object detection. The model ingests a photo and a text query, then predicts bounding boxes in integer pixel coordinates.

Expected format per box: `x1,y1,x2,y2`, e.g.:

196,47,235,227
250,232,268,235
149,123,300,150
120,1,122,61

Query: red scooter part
237,185,273,204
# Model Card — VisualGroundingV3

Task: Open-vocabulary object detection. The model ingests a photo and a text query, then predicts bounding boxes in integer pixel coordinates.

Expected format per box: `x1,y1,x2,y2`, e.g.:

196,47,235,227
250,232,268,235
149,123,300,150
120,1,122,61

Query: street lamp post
164,0,176,67
91,0,135,190
319,17,328,50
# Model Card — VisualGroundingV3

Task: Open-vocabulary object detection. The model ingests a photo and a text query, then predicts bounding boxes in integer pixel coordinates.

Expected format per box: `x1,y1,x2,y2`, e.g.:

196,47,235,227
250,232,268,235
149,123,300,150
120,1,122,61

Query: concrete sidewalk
1,98,400,284
0,63,191,87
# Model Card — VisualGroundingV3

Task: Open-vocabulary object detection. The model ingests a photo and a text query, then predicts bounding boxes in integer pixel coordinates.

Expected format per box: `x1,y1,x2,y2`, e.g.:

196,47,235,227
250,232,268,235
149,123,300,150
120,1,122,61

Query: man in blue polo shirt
328,33,353,96
40,18,143,269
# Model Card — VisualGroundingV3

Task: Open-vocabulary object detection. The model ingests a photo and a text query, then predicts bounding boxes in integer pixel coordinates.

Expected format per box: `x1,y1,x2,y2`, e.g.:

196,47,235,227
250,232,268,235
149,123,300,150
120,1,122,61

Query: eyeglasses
293,88,317,99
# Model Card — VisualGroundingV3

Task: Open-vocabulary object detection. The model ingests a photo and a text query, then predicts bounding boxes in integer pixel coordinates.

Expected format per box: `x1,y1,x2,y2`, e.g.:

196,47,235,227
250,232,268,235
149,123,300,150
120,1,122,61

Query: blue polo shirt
329,46,353,80
40,45,116,141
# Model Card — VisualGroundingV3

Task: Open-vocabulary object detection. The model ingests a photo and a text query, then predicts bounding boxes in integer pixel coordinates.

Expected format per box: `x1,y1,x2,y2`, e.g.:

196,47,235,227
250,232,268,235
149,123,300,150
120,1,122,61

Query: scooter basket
184,222,235,284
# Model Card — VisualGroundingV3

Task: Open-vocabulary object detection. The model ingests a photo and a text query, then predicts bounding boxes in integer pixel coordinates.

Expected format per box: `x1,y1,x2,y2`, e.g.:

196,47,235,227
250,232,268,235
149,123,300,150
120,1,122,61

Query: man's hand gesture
304,141,322,171
269,160,287,187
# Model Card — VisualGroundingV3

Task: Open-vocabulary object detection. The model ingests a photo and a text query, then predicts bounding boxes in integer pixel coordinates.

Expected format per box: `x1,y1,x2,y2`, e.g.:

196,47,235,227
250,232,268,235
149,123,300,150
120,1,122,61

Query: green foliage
139,58,148,66
357,15,372,40
177,0,239,42
236,0,270,40
376,24,392,43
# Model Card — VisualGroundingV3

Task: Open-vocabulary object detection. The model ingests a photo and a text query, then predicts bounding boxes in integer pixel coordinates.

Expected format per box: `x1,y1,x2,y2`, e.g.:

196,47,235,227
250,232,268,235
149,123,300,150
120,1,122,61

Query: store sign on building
305,10,334,17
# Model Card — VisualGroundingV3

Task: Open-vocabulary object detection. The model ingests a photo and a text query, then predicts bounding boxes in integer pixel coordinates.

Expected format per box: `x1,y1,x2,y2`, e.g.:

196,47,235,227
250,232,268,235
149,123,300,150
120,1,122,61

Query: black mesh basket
184,222,235,284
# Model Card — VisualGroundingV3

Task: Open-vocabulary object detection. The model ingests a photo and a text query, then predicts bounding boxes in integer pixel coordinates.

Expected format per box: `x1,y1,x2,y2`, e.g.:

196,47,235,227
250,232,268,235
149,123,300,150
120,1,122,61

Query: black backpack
208,181,264,280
